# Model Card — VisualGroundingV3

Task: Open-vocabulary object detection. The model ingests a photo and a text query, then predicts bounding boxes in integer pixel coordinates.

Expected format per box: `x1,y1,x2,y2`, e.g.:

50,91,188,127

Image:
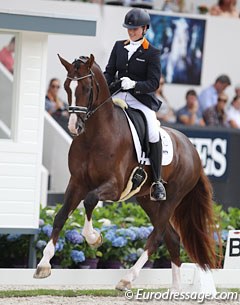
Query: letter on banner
224,230,240,268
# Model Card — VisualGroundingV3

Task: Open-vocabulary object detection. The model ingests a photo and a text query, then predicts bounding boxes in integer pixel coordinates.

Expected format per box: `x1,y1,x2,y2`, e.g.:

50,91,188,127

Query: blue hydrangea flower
112,236,127,247
146,226,154,235
71,250,85,263
126,253,138,262
101,224,118,232
123,228,137,241
105,230,117,242
116,228,137,241
138,226,150,240
65,229,84,244
6,234,21,242
55,238,65,252
129,227,140,239
116,228,125,235
42,224,53,238
36,240,47,249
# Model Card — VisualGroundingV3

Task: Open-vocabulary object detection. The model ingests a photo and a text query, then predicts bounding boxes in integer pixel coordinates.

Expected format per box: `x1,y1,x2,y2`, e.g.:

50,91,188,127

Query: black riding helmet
123,8,150,29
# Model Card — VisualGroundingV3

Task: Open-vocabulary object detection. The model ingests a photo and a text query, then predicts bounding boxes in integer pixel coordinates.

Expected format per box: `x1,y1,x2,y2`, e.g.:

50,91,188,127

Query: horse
34,54,220,291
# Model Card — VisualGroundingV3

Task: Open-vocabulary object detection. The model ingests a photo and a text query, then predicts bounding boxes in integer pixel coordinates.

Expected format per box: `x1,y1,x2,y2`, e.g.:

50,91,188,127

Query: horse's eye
83,86,90,94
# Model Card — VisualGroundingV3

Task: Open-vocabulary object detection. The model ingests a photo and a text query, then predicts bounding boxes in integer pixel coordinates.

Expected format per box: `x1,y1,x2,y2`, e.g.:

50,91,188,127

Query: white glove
121,77,136,90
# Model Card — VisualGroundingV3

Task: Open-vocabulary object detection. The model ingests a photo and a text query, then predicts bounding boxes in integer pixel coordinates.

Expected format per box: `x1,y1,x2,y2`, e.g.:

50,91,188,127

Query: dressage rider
104,8,166,201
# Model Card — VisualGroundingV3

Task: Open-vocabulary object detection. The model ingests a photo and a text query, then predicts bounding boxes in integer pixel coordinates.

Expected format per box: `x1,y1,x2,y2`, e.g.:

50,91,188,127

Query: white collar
129,39,143,46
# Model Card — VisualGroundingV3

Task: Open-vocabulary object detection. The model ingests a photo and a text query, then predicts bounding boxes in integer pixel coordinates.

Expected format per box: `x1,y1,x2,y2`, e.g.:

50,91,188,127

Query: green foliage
0,234,30,267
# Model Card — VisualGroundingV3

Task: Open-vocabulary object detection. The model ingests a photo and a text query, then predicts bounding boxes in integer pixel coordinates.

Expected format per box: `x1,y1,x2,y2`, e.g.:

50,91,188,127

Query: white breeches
114,92,160,143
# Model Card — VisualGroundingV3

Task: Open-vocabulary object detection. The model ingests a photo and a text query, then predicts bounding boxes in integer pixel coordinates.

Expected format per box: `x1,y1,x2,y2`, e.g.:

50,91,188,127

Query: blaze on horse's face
58,54,95,136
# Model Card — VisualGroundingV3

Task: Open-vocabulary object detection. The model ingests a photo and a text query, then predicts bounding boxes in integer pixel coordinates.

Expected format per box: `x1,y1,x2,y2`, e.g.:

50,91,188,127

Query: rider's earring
142,26,147,36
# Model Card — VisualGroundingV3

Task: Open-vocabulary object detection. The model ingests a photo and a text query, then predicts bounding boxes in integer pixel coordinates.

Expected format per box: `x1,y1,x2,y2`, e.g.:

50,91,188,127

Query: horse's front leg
82,180,119,248
82,215,103,248
34,178,85,278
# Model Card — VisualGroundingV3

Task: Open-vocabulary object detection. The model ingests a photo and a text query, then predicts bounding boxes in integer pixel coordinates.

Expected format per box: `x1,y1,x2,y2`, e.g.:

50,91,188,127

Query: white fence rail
0,269,239,288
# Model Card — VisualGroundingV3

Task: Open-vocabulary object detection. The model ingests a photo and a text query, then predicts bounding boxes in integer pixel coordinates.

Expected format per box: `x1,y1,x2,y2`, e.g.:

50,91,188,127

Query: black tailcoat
104,39,162,111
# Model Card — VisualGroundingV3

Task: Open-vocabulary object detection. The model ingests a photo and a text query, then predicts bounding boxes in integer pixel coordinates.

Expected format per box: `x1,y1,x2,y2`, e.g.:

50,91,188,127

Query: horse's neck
85,67,118,134
80,102,114,145
93,69,114,122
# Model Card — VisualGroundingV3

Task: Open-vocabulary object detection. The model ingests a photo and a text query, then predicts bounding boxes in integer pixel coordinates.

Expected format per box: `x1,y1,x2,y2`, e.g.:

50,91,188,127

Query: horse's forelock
72,56,90,70
72,59,81,70
71,56,104,84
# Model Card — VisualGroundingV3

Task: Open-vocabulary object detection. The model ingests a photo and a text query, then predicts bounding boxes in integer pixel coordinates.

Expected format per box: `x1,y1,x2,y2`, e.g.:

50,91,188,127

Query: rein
85,87,122,120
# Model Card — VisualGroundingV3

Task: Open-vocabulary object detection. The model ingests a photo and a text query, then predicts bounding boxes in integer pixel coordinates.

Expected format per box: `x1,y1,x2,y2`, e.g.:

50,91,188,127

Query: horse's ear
57,54,72,72
87,54,94,70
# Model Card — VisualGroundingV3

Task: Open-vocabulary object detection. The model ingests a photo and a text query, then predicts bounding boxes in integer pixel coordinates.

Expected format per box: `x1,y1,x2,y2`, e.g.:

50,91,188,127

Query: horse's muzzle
68,113,85,136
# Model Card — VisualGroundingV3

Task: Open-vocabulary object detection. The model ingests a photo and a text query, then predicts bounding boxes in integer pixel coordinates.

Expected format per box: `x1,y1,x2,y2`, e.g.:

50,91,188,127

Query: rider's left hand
121,77,136,90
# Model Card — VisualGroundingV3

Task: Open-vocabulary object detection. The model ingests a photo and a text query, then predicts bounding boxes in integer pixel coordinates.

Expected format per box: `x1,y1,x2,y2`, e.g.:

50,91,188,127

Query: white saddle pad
124,110,173,166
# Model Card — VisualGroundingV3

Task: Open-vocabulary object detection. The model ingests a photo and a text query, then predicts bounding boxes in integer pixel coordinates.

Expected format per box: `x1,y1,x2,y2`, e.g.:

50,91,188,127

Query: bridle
66,57,121,123
67,61,99,121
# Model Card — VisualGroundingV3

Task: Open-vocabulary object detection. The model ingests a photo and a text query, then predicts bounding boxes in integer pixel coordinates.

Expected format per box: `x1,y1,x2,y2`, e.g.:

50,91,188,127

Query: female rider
104,8,166,201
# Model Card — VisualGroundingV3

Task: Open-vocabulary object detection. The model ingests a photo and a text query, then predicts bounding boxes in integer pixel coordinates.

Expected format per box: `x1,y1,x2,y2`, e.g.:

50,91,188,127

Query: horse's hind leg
116,196,165,290
164,223,181,291
116,227,161,291
34,178,85,279
116,194,182,291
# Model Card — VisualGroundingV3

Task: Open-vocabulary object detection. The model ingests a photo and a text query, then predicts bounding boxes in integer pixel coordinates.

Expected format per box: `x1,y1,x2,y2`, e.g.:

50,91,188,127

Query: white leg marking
122,250,149,283
82,215,100,245
38,239,55,267
171,262,181,291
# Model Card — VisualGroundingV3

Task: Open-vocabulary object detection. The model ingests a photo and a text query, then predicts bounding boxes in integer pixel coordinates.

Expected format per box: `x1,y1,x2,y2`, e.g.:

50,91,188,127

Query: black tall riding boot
149,140,166,201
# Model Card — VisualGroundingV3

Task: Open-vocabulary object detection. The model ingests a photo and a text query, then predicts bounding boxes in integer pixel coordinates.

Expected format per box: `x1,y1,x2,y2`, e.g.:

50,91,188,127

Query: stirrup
150,181,166,201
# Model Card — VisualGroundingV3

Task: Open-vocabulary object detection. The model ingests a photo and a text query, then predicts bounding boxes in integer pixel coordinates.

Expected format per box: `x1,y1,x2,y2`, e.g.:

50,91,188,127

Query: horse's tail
172,169,221,269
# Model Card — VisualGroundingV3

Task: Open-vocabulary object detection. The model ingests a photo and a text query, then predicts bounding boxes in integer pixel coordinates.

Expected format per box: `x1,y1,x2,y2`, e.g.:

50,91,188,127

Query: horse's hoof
89,233,103,249
115,279,132,291
33,264,51,279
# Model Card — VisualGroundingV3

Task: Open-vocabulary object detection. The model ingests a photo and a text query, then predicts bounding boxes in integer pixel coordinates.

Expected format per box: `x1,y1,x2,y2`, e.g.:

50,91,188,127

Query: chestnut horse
34,54,219,290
